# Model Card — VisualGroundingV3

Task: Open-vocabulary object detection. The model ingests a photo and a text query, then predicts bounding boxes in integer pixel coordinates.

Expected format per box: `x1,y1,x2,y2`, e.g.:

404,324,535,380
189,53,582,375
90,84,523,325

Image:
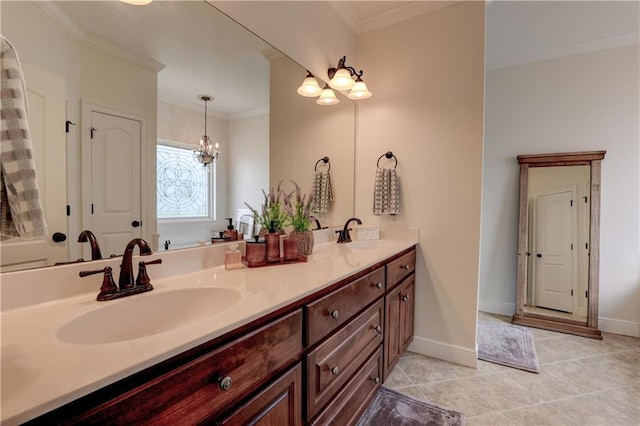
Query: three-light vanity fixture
194,95,220,168
297,56,372,105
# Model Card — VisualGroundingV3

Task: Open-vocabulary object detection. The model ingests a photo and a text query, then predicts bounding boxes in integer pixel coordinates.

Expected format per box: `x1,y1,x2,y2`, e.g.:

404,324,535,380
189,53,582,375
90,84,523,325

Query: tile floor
385,312,640,425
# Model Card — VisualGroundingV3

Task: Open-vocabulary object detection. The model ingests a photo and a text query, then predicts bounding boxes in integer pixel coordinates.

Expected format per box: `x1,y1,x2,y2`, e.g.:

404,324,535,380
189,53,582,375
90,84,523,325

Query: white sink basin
345,240,388,250
57,287,241,345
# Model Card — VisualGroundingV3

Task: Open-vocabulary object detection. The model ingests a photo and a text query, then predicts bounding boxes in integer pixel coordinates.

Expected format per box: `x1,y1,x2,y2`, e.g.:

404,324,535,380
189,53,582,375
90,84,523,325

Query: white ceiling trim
329,1,459,34
229,107,270,121
35,2,166,73
487,32,640,71
158,93,229,120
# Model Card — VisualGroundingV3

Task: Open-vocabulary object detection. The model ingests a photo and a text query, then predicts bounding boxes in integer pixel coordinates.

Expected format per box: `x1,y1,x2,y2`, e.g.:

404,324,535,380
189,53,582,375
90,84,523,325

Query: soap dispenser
265,221,281,263
223,218,239,241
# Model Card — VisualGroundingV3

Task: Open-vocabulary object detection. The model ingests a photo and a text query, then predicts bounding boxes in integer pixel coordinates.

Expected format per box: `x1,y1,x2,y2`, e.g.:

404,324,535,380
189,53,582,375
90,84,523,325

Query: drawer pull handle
330,310,340,319
218,376,233,391
373,325,382,333
402,295,410,302
375,282,383,289
372,377,380,384
401,264,410,270
331,366,340,376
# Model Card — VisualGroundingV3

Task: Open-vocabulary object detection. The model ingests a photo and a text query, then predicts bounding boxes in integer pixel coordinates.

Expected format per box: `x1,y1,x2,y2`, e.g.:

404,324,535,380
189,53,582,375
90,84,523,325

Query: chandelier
194,95,219,168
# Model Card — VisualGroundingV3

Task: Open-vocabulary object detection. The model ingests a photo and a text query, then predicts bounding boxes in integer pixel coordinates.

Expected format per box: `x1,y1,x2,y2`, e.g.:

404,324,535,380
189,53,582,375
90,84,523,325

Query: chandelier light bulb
347,80,372,100
329,68,355,90
297,75,322,97
316,86,340,106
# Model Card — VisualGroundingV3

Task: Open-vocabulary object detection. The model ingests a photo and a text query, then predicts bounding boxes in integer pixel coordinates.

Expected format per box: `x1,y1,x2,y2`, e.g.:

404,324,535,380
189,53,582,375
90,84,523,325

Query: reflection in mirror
513,151,606,339
0,1,355,272
524,166,590,322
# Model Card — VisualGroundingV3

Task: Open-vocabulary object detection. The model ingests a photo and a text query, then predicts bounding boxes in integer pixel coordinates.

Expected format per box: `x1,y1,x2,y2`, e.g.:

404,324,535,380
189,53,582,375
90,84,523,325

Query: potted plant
284,181,316,255
245,180,288,236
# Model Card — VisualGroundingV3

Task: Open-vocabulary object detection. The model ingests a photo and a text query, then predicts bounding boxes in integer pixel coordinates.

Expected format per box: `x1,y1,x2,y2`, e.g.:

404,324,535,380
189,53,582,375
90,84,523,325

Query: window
157,141,214,220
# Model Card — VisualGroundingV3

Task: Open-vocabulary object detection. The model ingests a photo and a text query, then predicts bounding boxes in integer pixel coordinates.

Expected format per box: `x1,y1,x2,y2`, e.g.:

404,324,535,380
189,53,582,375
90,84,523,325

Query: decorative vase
289,230,314,255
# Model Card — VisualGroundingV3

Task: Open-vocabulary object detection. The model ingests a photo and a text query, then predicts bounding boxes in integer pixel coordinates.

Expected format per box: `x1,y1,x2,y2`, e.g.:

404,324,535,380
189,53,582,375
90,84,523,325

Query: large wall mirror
512,151,606,339
0,0,355,272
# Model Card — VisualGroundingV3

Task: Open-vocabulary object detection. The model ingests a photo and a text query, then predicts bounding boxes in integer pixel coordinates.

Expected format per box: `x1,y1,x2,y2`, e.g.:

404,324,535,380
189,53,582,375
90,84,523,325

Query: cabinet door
383,284,402,381
400,274,415,351
219,363,302,426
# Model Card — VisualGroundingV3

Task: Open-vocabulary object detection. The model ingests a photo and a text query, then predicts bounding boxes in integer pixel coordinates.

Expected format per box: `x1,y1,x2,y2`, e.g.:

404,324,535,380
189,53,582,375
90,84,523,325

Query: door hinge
571,289,574,296
585,242,589,250
585,291,589,298
570,199,574,206
583,196,588,203
91,203,94,214
65,120,76,133
90,127,97,138
66,205,70,216
571,243,574,250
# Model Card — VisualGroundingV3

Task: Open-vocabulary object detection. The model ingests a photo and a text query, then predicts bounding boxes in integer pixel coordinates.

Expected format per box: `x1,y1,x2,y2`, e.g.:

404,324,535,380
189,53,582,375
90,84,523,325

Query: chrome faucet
337,217,362,243
77,230,102,260
119,238,153,289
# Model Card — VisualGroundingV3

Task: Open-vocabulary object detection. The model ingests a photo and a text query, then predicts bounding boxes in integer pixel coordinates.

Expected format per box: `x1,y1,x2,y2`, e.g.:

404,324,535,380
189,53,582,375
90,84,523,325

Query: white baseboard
478,299,515,316
407,336,478,368
599,317,640,338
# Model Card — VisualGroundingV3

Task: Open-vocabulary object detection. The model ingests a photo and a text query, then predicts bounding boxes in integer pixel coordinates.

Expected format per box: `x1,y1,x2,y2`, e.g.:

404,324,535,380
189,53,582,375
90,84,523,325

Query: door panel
1,64,67,271
534,190,573,312
89,111,141,258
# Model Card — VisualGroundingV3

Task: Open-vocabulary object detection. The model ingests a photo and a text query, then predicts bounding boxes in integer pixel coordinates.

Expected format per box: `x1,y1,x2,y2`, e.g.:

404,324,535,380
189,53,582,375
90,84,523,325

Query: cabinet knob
401,264,410,270
218,376,233,391
402,295,410,302
375,282,383,289
372,377,380,384
373,325,382,333
331,366,340,376
330,310,340,319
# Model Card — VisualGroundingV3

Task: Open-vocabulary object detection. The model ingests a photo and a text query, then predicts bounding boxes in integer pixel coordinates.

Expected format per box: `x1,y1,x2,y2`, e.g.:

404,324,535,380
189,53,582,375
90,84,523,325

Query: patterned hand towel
1,35,48,240
373,168,399,215
312,170,334,214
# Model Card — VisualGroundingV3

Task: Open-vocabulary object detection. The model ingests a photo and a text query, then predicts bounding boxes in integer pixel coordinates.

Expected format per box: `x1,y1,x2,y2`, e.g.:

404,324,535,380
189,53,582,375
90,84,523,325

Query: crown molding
262,48,285,62
35,2,165,73
487,32,640,71
229,107,269,121
329,1,459,34
158,93,229,120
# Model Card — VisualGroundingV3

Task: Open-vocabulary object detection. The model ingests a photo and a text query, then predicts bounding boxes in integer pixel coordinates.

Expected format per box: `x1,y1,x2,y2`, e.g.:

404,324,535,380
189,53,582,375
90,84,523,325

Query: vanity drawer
70,310,303,425
306,267,385,347
387,249,416,290
310,346,383,426
306,299,383,420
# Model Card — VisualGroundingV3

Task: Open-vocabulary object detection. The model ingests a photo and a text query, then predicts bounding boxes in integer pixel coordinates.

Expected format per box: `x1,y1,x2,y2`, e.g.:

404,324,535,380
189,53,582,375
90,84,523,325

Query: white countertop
1,233,417,425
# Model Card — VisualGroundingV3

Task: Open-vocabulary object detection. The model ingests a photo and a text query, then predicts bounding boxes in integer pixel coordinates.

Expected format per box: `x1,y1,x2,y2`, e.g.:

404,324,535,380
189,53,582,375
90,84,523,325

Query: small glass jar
246,238,267,267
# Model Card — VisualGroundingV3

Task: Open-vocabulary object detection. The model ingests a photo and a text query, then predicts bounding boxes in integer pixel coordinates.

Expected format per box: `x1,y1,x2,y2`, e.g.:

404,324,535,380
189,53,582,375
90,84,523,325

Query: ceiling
36,1,639,115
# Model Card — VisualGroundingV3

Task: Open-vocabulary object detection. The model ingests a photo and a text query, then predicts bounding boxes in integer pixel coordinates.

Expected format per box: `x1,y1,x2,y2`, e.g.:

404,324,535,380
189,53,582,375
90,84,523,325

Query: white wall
356,2,485,366
480,44,640,337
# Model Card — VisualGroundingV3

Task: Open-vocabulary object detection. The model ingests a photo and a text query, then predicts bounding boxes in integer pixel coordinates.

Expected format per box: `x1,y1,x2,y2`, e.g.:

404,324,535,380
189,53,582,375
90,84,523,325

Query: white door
88,110,141,258
1,64,67,271
534,190,574,312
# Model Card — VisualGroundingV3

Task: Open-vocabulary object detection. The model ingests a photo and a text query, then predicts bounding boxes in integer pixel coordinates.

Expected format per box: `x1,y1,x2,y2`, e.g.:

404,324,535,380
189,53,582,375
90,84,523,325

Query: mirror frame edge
512,150,606,339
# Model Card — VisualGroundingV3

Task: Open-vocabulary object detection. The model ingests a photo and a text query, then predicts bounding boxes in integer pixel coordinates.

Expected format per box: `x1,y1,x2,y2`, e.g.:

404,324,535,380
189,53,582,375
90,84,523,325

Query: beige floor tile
544,354,638,392
466,412,514,425
506,368,583,401
465,373,544,411
417,380,498,418
397,355,460,384
530,327,566,340
549,389,640,425
502,403,578,426
602,332,640,350
390,385,430,402
384,365,414,388
535,336,602,364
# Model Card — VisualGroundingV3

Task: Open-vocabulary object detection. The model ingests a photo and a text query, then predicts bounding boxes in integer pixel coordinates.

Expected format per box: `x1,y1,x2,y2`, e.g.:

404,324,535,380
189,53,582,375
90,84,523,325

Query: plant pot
289,230,314,255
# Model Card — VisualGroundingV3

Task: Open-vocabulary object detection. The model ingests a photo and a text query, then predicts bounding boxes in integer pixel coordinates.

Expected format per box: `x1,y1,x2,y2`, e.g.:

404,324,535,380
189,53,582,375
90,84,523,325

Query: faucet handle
136,258,162,287
80,266,118,300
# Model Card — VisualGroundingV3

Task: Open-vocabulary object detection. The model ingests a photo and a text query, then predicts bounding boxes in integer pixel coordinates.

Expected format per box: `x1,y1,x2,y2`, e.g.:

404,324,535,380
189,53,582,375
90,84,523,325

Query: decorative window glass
157,142,212,219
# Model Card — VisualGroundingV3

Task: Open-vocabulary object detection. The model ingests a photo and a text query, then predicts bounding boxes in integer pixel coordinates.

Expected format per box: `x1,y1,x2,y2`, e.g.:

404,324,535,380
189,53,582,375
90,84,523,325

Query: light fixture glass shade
316,87,340,106
347,80,372,100
329,68,355,90
297,76,322,97
120,0,152,5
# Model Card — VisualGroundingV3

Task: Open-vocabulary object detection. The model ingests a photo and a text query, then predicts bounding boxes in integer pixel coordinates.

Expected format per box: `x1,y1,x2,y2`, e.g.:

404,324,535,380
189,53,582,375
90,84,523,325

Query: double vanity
1,229,417,425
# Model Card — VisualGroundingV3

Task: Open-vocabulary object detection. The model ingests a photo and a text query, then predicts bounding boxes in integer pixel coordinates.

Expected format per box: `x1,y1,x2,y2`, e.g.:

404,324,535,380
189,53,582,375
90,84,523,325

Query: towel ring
377,151,398,169
315,156,331,172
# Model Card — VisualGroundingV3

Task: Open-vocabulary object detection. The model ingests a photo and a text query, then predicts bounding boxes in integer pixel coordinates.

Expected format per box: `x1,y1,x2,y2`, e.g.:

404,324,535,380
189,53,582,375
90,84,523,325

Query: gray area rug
477,320,540,373
357,386,465,426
